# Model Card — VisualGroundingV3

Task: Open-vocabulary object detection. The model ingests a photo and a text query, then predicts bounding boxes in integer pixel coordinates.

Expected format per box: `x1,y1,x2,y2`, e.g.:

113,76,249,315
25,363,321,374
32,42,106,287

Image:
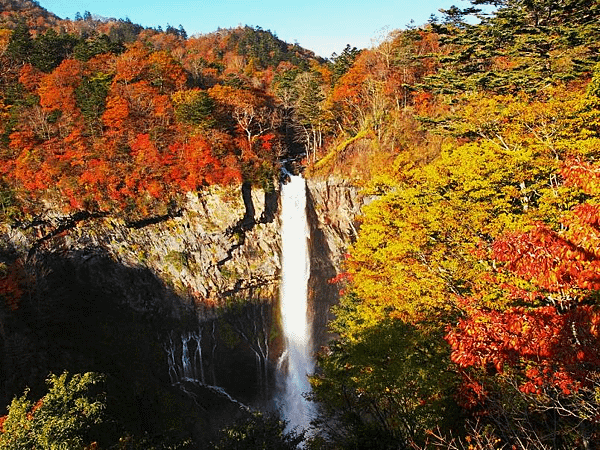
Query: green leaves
6,25,81,74
311,318,459,448
172,89,216,127
427,0,600,94
0,372,105,450
75,72,112,136
212,412,304,450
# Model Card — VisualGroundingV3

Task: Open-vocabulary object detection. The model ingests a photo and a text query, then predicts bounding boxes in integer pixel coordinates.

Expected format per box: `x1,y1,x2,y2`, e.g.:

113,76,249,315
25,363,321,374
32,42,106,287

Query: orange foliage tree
447,158,600,399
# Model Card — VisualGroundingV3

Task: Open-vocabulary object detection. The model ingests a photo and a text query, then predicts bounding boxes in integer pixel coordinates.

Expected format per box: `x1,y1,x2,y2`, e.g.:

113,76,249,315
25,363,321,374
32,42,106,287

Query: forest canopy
1,0,600,448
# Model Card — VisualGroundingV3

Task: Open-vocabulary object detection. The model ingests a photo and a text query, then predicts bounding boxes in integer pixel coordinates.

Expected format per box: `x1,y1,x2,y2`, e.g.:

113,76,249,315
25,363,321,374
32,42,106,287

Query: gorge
0,174,365,443
3,0,600,446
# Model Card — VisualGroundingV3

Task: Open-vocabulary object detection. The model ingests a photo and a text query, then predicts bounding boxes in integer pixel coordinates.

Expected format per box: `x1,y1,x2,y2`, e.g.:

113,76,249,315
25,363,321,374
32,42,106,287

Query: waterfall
165,328,206,383
191,328,205,384
182,333,193,379
279,174,314,432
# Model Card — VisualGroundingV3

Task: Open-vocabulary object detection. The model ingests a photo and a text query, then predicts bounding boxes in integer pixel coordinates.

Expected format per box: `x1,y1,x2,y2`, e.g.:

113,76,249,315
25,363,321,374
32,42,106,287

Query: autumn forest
1,0,600,448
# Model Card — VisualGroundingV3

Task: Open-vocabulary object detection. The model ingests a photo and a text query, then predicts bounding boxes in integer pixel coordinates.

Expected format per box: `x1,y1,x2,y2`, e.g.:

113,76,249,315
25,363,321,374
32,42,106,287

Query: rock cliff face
0,177,365,439
306,178,365,349
4,183,281,316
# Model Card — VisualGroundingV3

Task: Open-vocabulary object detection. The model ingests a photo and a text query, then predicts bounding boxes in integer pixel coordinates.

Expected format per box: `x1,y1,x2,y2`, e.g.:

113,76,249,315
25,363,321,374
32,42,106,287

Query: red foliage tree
447,158,600,400
0,260,28,311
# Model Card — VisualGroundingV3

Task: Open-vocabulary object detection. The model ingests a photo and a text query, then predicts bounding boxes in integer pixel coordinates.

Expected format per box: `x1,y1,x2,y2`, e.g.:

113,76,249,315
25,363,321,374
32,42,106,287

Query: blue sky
37,0,466,58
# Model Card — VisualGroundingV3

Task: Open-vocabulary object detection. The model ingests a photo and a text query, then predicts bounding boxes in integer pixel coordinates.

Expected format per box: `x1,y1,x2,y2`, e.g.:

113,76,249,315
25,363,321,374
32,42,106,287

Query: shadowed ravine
0,179,364,445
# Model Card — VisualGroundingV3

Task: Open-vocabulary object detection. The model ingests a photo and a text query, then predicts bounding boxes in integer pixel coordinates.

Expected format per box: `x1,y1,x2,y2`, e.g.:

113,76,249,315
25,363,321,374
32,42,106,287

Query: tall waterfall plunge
279,174,314,432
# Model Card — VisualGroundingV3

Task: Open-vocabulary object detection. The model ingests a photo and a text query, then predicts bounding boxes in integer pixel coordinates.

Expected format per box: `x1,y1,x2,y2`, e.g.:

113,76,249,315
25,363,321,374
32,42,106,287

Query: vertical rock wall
2,184,282,317
0,178,366,439
0,183,285,430
305,177,366,350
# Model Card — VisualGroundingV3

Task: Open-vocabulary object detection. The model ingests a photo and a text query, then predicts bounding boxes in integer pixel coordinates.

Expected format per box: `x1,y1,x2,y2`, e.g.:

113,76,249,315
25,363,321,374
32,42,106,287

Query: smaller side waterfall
164,324,255,411
278,174,314,431
165,328,206,383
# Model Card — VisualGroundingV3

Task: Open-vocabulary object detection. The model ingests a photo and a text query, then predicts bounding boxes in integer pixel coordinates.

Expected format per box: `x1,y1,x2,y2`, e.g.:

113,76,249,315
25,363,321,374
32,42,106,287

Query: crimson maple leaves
447,159,600,399
1,41,290,217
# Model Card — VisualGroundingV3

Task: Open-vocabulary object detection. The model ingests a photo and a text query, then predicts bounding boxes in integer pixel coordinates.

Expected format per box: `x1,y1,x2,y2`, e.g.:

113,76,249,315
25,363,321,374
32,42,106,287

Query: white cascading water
279,174,314,432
